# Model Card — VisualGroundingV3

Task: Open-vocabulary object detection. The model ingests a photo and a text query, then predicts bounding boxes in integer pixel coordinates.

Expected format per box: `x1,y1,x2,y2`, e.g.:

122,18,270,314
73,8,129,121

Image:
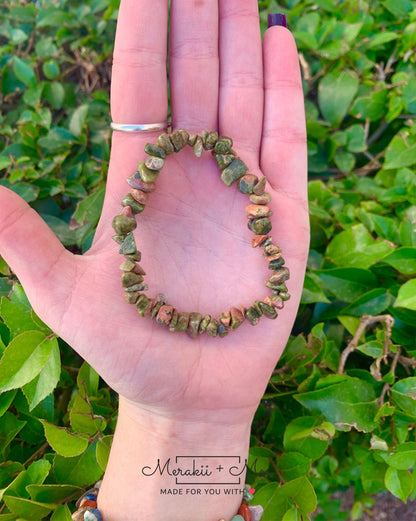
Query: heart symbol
249,488,255,495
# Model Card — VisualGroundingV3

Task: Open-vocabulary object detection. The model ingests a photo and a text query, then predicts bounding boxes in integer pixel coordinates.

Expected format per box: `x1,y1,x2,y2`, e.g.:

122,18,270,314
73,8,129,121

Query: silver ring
110,122,170,133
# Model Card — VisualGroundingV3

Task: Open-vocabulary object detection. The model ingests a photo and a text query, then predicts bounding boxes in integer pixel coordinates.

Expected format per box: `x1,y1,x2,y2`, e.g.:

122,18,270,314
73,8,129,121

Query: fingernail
267,13,287,29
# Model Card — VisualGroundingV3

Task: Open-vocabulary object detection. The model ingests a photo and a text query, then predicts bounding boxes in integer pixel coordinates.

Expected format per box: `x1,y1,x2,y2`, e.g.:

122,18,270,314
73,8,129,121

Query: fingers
218,0,263,165
261,27,307,200
169,0,219,131
261,27,309,307
102,0,170,242
111,0,169,124
0,186,74,326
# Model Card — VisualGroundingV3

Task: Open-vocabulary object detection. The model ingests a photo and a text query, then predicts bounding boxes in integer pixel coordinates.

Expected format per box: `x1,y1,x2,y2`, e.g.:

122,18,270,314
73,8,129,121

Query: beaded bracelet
71,482,264,521
112,130,290,338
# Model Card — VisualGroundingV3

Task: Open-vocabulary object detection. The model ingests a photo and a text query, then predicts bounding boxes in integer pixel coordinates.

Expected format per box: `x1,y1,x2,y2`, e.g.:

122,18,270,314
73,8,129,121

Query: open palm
0,0,308,428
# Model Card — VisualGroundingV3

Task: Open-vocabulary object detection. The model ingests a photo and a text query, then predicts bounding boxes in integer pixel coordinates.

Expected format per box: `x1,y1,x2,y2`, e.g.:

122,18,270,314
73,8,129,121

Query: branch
338,314,395,374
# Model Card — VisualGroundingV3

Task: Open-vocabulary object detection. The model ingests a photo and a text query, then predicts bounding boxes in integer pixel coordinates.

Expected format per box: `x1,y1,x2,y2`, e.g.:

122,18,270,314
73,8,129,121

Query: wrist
98,397,252,521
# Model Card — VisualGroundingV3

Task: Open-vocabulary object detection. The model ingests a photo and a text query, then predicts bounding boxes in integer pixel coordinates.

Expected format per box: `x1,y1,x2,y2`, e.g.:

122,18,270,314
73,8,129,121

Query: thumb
0,186,74,324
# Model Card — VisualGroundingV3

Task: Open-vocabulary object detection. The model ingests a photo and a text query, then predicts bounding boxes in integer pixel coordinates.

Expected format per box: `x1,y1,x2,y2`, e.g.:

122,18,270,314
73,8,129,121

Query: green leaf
22,338,60,410
42,82,65,110
385,467,413,502
383,248,416,275
53,440,103,487
342,288,393,316
42,420,89,457
69,104,89,137
294,375,378,432
378,443,416,470
0,390,16,418
301,274,329,304
394,280,416,310
0,157,12,170
384,135,416,169
27,459,51,485
382,0,412,18
326,224,393,269
77,362,100,396
366,213,399,243
26,484,80,503
277,452,311,482
318,70,359,125
43,60,60,80
346,124,367,153
391,378,416,416
403,78,416,114
254,478,317,521
356,340,383,359
367,31,399,48
38,127,75,152
96,435,113,471
282,507,301,521
316,268,377,303
50,504,74,521
350,90,388,121
70,185,105,229
361,455,387,494
70,390,106,435
283,417,329,460
400,219,416,247
37,9,74,27
2,495,54,520
13,57,37,88
334,150,355,173
0,290,46,337
0,331,54,392
0,412,26,453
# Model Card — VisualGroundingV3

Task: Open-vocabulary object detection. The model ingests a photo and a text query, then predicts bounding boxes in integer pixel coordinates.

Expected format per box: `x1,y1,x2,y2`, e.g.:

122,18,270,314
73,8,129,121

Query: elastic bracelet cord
71,482,264,521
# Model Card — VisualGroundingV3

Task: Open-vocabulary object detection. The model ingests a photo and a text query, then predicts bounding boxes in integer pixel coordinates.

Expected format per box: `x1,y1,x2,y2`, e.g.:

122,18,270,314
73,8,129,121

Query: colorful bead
214,136,233,154
249,505,264,521
253,176,266,195
175,312,190,332
238,503,252,521
250,192,271,204
84,509,102,521
157,133,175,154
79,498,97,508
247,217,272,235
221,158,248,186
137,161,160,183
145,155,165,170
239,174,259,194
144,143,166,158
187,312,202,338
112,215,136,235
122,194,145,214
246,204,272,218
156,305,174,325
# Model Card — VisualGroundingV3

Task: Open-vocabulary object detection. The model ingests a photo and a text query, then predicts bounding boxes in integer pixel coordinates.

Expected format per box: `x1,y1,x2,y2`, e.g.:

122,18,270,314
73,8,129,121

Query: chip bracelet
112,130,290,338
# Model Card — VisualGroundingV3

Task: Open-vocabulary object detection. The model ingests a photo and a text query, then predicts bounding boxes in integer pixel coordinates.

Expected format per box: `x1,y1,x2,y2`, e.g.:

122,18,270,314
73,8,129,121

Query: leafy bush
1,0,415,519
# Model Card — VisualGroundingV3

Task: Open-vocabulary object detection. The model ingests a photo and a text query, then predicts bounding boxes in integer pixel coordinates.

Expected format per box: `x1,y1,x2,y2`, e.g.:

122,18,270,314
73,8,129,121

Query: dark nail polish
267,13,287,29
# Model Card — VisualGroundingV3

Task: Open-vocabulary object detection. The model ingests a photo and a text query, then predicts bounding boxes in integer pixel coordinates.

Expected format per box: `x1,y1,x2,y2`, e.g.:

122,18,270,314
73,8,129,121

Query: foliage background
0,0,415,519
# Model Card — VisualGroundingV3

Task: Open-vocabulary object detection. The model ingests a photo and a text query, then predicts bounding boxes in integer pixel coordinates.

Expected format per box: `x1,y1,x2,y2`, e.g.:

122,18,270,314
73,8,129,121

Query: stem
338,314,395,374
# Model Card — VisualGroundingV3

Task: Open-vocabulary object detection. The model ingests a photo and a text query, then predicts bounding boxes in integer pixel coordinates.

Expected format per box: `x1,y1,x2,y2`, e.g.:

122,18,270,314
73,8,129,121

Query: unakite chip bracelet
112,130,290,338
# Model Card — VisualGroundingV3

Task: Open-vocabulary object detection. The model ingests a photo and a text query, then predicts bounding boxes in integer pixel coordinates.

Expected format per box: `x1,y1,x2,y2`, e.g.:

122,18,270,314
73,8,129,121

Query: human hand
0,1,307,517
0,0,307,427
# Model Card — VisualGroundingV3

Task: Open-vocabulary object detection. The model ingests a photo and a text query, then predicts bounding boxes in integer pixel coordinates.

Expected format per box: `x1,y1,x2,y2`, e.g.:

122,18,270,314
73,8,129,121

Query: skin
0,1,308,519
